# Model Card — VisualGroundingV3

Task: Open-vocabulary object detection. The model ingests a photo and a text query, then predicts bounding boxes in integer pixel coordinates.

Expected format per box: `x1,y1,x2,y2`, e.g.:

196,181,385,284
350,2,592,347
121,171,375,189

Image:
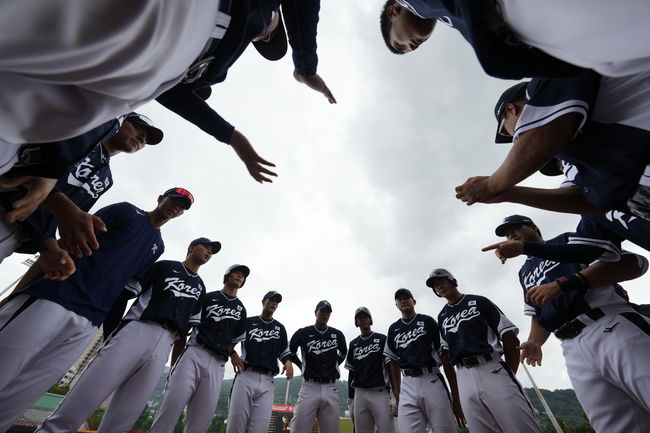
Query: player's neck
260,311,274,320
360,327,372,336
182,258,201,274
314,322,328,330
446,291,463,304
147,210,168,229
401,310,416,320
222,285,239,297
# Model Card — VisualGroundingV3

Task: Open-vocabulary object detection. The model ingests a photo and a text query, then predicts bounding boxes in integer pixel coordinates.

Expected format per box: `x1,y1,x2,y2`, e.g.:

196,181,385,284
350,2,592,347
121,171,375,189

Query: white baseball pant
561,307,650,433
352,386,397,433
290,380,340,433
226,369,275,433
0,210,19,263
397,371,456,433
36,320,176,433
0,294,97,433
456,357,542,433
149,344,226,433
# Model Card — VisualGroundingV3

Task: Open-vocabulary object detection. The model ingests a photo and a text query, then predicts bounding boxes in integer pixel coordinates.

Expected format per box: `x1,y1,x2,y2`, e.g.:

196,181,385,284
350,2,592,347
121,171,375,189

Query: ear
413,299,417,305
387,4,400,19
157,195,164,203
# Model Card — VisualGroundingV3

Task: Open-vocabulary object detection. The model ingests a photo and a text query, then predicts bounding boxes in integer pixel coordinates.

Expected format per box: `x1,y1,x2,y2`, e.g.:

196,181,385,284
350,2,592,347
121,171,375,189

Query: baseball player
0,112,163,263
485,214,650,433
156,0,336,184
345,307,397,433
225,290,293,433
148,264,249,433
427,268,543,433
288,300,347,433
0,187,192,432
384,288,461,433
455,72,650,219
379,0,650,78
34,237,218,433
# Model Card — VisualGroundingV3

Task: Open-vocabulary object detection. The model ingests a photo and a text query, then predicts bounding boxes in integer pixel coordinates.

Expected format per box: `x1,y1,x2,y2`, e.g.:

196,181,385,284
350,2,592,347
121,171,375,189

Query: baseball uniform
289,325,347,433
226,315,291,433
438,294,541,433
384,313,456,433
517,231,650,433
515,70,650,215
345,332,396,433
149,290,247,433
35,260,205,433
392,0,650,78
0,201,164,433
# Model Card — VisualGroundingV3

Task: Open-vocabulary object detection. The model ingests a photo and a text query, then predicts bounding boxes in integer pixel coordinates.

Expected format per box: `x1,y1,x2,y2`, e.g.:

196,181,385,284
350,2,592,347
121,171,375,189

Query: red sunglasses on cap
163,187,195,209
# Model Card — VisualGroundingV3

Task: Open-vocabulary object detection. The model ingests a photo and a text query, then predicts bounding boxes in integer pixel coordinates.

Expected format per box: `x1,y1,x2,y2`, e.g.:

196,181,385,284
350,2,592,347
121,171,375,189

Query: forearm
581,255,647,287
170,336,187,366
501,332,521,374
39,192,79,218
282,0,319,76
489,115,580,193
527,317,551,345
441,352,461,403
502,186,605,214
522,241,605,263
388,360,401,399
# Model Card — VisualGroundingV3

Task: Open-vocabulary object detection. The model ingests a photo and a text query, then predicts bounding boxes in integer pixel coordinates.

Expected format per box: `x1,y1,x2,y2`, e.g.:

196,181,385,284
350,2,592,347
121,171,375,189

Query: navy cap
315,300,332,312
495,215,535,236
263,290,283,302
494,82,529,144
394,288,414,299
125,112,163,145
354,307,372,319
226,264,250,278
189,237,221,254
162,187,194,210
253,10,287,61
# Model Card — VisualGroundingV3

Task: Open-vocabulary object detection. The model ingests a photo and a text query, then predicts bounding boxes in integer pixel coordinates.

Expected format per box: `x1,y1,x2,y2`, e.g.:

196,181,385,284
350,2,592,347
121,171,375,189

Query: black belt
305,377,336,384
250,366,274,375
401,367,433,377
456,352,495,368
555,308,605,340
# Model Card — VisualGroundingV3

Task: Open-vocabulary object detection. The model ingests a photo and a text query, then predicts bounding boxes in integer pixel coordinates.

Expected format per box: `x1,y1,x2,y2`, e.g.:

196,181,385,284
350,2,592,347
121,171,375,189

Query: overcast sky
1,1,649,392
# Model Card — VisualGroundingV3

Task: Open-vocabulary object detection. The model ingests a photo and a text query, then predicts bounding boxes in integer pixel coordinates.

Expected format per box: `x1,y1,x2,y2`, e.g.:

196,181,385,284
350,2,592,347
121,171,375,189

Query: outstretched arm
486,185,605,214
517,317,550,367
455,113,580,205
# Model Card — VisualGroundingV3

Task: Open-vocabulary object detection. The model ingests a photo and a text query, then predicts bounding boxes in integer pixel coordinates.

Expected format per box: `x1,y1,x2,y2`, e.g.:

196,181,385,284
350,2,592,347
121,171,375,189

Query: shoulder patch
468,300,476,306
417,321,424,326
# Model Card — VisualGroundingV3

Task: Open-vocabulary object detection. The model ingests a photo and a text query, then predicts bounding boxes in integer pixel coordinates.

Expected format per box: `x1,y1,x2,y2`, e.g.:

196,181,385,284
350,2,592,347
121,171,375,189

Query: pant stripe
0,295,37,333
500,361,536,414
621,312,650,336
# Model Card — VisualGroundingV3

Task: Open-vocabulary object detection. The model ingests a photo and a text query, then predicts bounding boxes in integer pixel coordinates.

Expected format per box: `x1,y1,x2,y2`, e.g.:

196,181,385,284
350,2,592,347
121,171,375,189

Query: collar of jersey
359,331,375,340
181,263,198,277
313,325,329,334
400,315,417,326
218,290,237,301
447,294,467,308
258,316,275,325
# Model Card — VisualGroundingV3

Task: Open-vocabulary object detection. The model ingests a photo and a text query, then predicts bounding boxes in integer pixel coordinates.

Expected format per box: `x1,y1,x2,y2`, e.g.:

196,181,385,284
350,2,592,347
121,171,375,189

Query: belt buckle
460,356,479,368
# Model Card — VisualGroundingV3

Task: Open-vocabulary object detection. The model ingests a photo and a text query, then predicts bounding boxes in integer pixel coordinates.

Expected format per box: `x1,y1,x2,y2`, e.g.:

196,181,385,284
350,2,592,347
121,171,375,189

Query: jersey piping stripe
501,361,536,414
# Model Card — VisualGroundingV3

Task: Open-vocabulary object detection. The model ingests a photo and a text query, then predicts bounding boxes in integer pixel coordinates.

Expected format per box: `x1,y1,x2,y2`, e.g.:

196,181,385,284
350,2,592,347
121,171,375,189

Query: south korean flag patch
468,300,476,306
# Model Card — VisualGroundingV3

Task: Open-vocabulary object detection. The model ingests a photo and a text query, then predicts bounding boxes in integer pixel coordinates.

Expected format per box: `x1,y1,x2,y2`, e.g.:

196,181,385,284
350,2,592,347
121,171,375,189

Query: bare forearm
581,256,646,288
388,361,401,399
528,317,551,345
501,186,604,214
40,192,79,217
501,332,521,374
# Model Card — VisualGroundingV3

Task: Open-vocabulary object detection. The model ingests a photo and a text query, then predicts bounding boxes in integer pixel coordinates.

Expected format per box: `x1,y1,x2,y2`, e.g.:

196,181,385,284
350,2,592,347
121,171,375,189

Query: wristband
554,273,590,294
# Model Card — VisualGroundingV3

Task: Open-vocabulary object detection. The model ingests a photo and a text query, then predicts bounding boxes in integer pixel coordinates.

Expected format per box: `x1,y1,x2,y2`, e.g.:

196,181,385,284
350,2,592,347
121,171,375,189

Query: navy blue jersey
22,202,164,326
189,290,247,358
241,316,291,375
519,71,650,211
518,233,635,332
396,1,584,79
438,295,517,365
584,211,650,252
384,313,442,369
156,0,320,144
124,260,205,335
289,325,347,380
345,332,389,389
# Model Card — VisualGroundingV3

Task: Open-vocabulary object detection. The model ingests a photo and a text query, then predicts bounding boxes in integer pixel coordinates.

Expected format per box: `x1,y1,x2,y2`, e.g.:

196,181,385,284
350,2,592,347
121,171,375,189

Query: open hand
58,209,107,257
293,71,337,104
0,176,57,223
230,130,277,183
455,176,499,205
517,341,543,367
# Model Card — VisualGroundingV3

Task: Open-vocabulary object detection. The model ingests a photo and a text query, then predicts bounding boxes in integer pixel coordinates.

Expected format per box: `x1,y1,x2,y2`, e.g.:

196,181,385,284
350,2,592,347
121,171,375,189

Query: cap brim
208,242,221,254
495,131,513,144
252,14,287,61
425,277,438,288
495,222,518,237
539,159,563,176
144,126,163,145
233,265,250,278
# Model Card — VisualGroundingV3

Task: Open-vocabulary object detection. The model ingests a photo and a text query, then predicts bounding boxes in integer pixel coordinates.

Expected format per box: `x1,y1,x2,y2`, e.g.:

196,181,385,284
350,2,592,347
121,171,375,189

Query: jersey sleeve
514,71,601,141
425,316,442,352
478,297,518,337
125,260,162,296
282,0,319,76
621,250,649,276
344,341,354,371
384,328,398,361
278,324,291,363
189,290,206,326
337,329,347,365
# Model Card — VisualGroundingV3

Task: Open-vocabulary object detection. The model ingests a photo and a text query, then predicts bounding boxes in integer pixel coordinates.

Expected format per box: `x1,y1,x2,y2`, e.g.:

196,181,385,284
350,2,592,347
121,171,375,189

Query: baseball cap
495,215,535,237
394,288,414,300
315,300,332,312
189,237,221,254
252,10,288,61
263,290,283,302
494,82,529,144
226,264,250,278
125,112,164,145
354,307,372,319
162,187,194,210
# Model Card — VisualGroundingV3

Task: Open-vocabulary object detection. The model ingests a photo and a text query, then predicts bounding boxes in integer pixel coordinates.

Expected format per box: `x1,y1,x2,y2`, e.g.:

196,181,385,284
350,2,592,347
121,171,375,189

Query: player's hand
388,392,398,417
293,71,337,104
230,352,248,373
0,176,58,223
452,398,467,429
347,398,354,419
455,176,499,205
281,362,294,380
481,240,524,264
38,246,76,281
517,341,543,367
526,282,563,307
229,130,277,183
57,208,107,258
